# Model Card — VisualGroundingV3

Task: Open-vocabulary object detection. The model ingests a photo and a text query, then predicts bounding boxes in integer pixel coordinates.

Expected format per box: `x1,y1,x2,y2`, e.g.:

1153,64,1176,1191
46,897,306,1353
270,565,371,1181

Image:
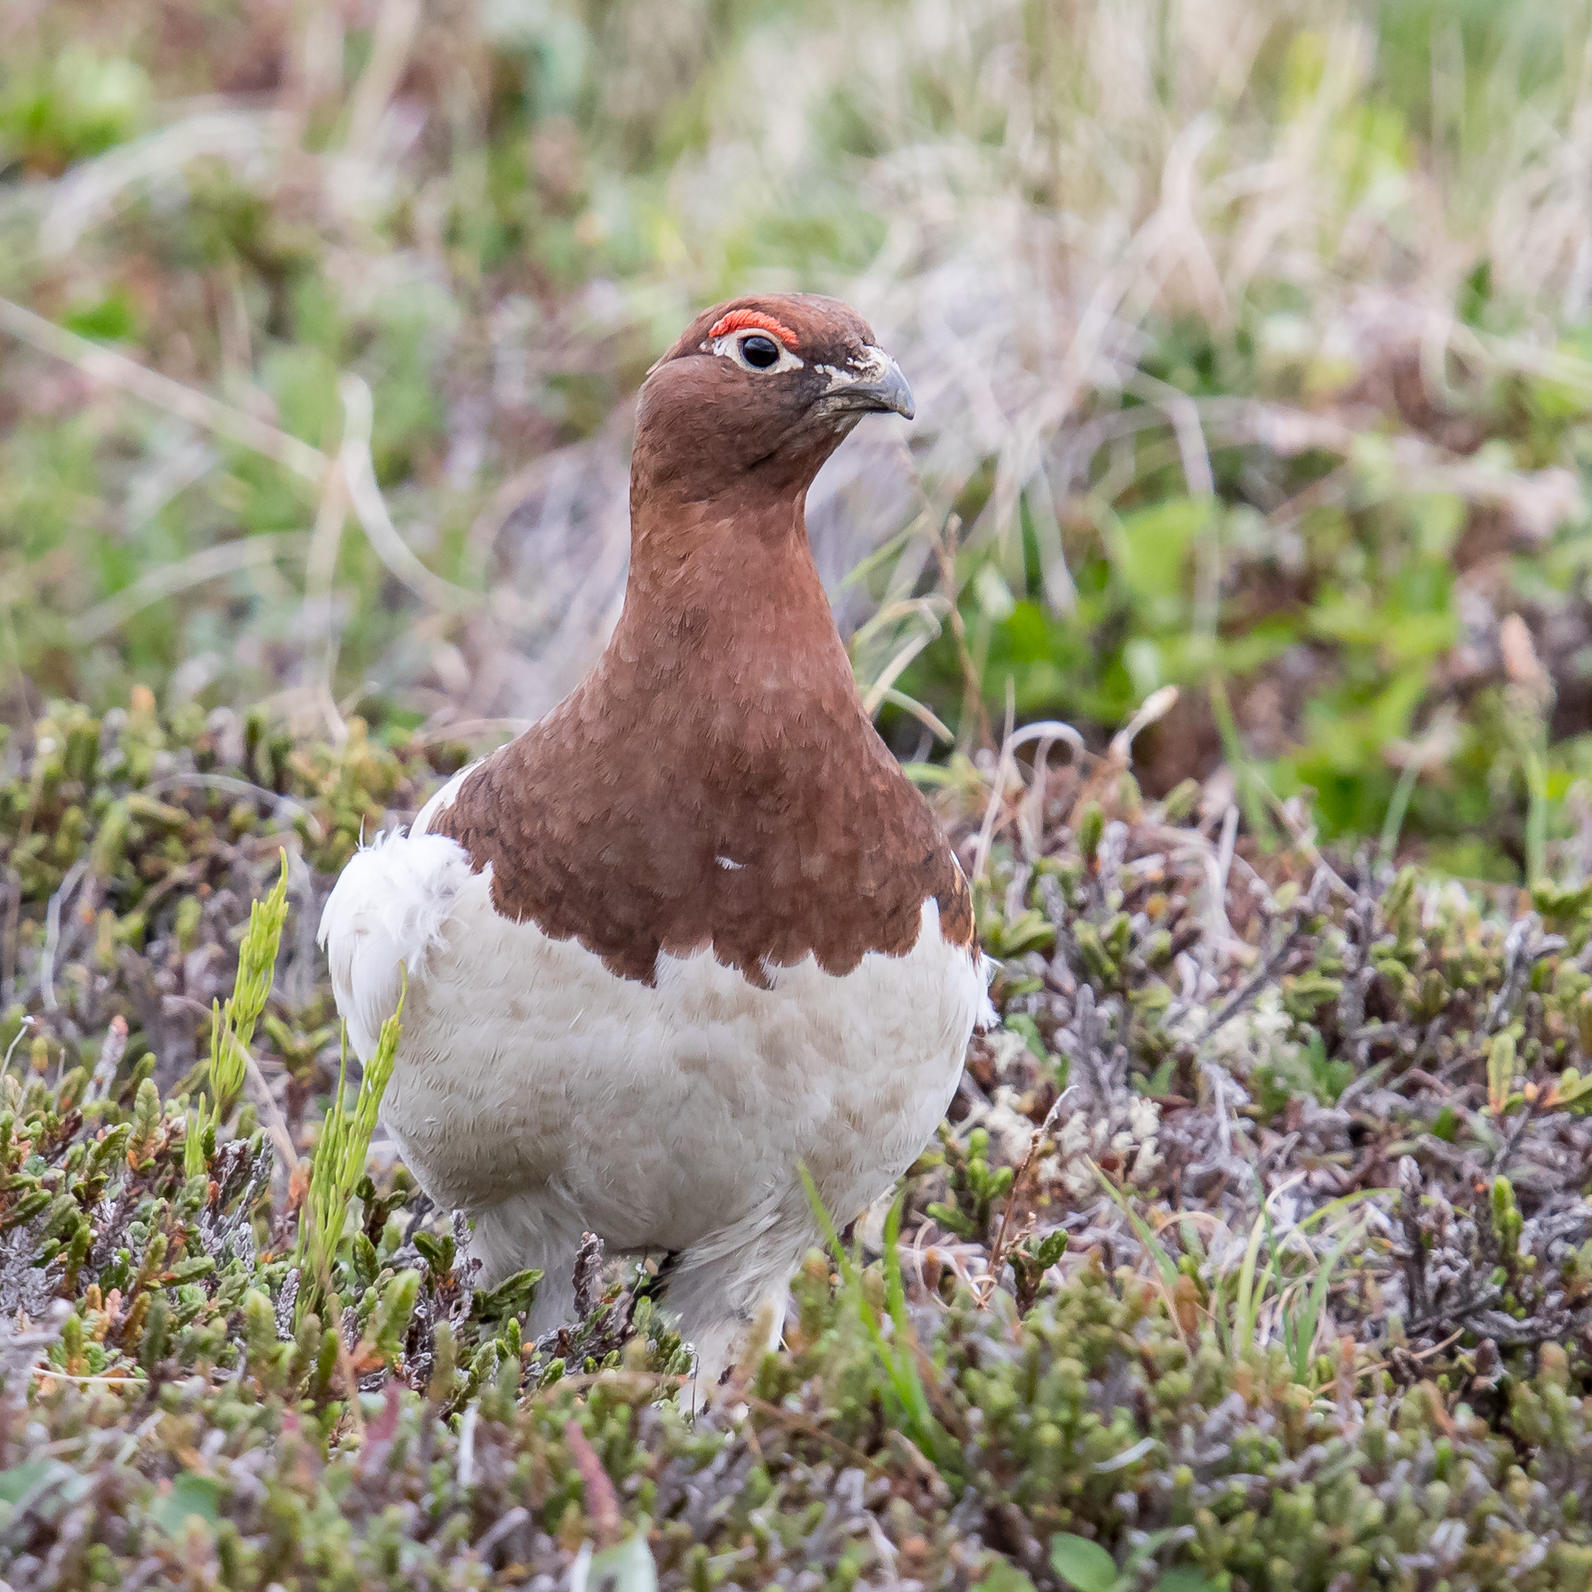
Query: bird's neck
600,488,864,727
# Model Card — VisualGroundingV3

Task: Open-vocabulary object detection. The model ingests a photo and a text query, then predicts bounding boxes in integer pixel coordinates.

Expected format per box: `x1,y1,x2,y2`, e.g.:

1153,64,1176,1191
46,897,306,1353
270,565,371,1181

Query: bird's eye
705,322,804,371
739,334,781,370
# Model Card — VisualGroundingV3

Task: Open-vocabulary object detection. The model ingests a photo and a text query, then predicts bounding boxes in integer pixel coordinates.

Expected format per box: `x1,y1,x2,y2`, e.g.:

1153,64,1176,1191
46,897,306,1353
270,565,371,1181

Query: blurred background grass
5,0,1592,881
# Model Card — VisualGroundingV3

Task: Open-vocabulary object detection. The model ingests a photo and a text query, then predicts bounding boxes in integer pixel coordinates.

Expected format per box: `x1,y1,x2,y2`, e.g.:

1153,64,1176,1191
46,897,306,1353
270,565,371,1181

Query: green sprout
294,985,404,1321
184,851,289,1178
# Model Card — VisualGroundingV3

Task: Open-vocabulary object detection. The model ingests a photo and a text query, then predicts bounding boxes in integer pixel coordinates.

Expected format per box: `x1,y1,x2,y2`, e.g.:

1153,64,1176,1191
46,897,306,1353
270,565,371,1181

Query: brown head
631,293,913,515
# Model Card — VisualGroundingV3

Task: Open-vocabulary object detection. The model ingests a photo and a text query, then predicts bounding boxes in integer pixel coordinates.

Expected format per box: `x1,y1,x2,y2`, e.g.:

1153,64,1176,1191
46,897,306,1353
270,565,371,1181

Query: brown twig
975,1092,1067,1307
564,1418,623,1547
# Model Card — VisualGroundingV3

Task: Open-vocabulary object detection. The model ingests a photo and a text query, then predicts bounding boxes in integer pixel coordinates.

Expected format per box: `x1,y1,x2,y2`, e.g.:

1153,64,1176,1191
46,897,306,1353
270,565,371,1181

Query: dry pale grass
4,0,1592,766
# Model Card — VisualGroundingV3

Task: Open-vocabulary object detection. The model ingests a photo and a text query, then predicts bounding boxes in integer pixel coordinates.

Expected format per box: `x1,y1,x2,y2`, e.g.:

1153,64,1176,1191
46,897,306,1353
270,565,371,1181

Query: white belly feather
319,818,986,1257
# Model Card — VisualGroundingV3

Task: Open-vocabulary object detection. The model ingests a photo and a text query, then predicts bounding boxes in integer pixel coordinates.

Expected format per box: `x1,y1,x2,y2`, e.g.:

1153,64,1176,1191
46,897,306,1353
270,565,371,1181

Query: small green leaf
1050,1532,1119,1592
1487,1031,1518,1115
575,1532,658,1592
977,1563,1039,1591
474,1266,543,1323
1155,1572,1220,1592
1003,1013,1049,1059
150,1473,223,1535
0,1459,54,1504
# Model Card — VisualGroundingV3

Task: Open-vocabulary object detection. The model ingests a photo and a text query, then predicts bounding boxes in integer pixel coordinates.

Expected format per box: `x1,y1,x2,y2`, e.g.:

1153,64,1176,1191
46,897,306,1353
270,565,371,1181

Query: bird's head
631,293,913,511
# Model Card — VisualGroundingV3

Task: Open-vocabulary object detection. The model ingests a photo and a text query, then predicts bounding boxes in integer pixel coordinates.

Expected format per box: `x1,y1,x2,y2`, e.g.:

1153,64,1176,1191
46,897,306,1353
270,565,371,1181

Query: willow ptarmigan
319,293,992,1379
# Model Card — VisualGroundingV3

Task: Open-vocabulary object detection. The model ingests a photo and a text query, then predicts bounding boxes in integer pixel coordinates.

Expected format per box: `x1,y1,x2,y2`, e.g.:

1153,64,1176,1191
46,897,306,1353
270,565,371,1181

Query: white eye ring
705,330,805,373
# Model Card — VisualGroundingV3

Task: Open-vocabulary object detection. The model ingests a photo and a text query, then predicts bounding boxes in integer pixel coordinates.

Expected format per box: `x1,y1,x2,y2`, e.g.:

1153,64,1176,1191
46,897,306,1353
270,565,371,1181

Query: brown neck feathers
431,479,973,985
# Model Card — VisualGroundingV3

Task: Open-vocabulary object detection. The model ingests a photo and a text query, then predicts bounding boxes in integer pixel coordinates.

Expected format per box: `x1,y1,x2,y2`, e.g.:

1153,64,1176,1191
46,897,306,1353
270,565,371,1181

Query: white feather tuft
318,829,475,1059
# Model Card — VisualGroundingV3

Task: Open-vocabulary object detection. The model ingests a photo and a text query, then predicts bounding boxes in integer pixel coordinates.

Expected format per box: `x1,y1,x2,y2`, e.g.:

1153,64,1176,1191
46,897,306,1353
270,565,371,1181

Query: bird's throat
615,491,857,714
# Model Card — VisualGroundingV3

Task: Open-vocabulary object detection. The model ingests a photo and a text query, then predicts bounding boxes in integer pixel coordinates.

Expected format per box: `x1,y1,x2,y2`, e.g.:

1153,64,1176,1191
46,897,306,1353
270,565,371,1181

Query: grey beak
831,346,915,420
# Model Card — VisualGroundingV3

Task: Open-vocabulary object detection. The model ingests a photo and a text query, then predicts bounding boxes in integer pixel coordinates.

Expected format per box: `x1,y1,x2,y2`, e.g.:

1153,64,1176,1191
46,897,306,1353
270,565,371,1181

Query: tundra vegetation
7,1,1592,1588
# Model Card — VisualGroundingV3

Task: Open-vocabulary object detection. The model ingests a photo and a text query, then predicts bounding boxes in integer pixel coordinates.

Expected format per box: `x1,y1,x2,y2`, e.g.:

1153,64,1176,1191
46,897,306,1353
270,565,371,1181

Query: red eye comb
706,309,798,349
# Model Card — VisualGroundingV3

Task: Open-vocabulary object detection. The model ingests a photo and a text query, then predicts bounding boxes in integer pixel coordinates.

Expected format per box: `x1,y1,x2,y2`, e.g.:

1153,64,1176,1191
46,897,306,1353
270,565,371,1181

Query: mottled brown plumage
432,293,973,984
